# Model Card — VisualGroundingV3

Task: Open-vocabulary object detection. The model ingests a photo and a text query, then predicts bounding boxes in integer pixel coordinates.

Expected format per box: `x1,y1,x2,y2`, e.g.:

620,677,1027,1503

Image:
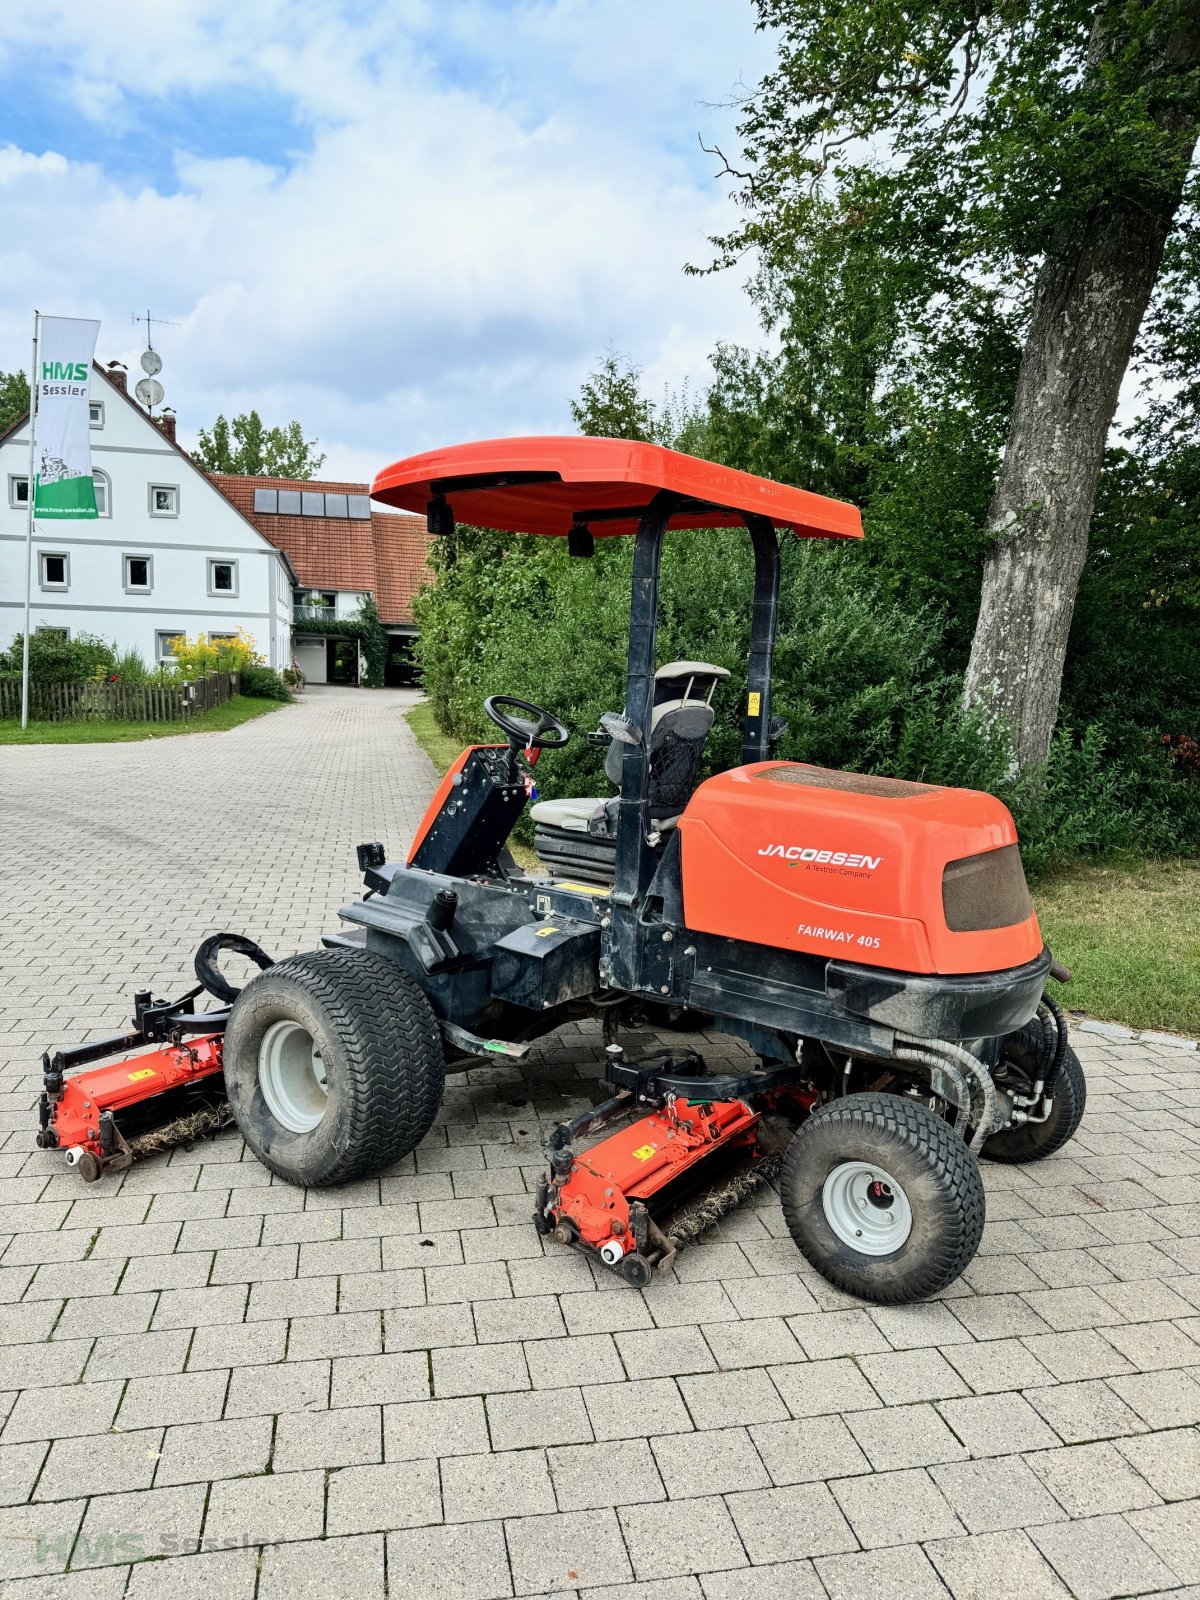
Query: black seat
531,661,728,883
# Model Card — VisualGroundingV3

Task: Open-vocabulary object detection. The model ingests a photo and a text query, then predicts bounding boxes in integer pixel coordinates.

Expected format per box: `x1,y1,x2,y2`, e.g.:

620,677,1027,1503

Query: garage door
294,637,327,684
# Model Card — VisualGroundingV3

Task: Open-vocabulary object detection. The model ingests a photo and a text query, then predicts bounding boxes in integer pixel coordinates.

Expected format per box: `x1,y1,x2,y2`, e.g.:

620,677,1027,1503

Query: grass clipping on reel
665,1152,782,1251
127,1101,234,1159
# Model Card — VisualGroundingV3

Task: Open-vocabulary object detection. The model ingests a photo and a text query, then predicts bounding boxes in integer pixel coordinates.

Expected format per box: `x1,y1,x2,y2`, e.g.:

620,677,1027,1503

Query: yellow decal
747,692,761,717
127,1068,156,1082
557,882,611,897
535,925,559,938
632,1143,657,1161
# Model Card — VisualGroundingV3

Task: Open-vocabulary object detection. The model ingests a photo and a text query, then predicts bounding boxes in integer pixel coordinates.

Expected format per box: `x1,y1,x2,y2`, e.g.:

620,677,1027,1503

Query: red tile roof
211,473,432,625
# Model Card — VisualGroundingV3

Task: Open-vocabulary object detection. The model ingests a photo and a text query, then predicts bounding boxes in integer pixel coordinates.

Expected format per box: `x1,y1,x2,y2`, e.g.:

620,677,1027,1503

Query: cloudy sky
0,1,774,479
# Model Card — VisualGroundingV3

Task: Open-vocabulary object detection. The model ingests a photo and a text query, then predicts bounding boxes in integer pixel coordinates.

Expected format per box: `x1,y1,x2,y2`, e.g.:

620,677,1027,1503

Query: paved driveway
2,685,1199,1600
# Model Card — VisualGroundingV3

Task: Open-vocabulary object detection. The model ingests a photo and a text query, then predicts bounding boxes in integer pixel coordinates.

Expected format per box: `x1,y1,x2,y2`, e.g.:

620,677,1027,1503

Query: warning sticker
747,692,761,716
534,925,559,938
127,1068,156,1082
632,1144,657,1161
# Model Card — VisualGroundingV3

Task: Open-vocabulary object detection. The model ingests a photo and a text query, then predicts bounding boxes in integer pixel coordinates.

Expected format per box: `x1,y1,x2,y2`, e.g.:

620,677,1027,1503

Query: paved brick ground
2,684,1200,1599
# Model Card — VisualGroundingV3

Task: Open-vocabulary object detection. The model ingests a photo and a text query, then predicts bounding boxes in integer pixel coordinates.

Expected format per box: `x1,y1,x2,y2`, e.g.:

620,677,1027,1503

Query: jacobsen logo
758,844,883,870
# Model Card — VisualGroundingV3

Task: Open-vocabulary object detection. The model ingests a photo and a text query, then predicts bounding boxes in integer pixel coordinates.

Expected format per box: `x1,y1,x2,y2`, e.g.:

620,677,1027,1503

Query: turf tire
982,1024,1086,1164
223,948,444,1186
779,1091,985,1304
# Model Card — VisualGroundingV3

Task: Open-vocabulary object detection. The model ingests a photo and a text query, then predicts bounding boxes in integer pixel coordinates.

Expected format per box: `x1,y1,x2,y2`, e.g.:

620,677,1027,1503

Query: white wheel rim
258,1019,329,1133
821,1159,912,1256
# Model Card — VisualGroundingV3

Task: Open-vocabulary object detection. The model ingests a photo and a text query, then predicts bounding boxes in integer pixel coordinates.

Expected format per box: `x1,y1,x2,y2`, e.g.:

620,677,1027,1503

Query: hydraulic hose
895,1033,1002,1153
1039,992,1069,1099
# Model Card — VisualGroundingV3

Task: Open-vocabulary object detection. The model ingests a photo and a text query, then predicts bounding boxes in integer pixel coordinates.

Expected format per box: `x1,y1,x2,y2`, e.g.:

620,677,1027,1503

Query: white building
0,364,295,669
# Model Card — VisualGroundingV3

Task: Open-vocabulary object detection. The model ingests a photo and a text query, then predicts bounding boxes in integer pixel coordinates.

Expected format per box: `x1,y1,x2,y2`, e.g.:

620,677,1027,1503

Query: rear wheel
223,948,444,1186
983,1024,1086,1163
779,1092,985,1304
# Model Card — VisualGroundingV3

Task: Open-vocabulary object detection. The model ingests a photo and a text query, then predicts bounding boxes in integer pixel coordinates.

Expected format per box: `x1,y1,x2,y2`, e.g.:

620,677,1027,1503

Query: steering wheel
483,695,570,749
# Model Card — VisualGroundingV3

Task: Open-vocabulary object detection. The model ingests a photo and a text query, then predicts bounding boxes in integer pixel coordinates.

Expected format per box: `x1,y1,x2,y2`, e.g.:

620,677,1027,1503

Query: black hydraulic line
1040,991,1069,1097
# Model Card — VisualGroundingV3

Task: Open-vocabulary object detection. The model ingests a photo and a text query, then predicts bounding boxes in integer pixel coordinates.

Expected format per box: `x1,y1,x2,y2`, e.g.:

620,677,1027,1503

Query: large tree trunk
965,11,1200,770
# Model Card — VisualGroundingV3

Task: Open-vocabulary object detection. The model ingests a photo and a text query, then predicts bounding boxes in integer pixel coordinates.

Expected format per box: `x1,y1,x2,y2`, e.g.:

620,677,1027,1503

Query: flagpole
20,310,40,731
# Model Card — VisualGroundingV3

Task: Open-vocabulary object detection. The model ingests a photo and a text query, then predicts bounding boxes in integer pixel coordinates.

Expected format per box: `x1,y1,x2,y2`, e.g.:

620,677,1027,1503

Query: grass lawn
405,701,1198,1038
1036,855,1200,1038
0,693,286,745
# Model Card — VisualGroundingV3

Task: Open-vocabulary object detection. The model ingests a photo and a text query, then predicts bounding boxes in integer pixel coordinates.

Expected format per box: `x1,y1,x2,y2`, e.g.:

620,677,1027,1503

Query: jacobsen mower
37,438,1085,1303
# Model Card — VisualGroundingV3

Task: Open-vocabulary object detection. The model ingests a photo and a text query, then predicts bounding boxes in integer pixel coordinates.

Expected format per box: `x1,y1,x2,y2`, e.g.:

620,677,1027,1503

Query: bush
239,664,292,701
1,631,116,684
165,628,261,678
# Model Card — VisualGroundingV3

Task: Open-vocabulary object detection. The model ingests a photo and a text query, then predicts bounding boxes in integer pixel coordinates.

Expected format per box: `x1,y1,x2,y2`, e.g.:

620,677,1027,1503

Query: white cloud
0,0,773,478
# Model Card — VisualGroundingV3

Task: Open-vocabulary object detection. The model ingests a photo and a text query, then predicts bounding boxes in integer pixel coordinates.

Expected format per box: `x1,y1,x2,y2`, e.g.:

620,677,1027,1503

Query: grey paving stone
224,1355,329,1418
620,1495,748,1579
937,1392,1063,1456
473,1294,566,1344
327,1457,442,1534
0,1497,85,1580
1030,1513,1178,1600
1117,1424,1200,1499
385,1300,476,1351
929,1454,1069,1534
151,1284,247,1329
650,1426,770,1498
1024,1378,1150,1444
329,1350,429,1408
34,1427,163,1501
386,1519,514,1600
71,1482,206,1568
486,1386,593,1450
925,1529,1070,1599
433,1339,529,1397
285,1307,382,1360
506,1507,633,1594
615,1326,717,1379
0,1439,48,1507
124,1545,259,1600
203,1467,325,1546
527,1331,625,1390
845,1403,969,1471
831,1466,963,1549
560,1290,654,1335
548,1438,666,1512
1128,1498,1200,1583
585,1376,695,1440
748,1415,870,1486
385,1395,491,1460
154,1415,273,1485
1026,1440,1163,1517
2,1379,124,1443
769,1357,882,1417
1109,1367,1200,1427
724,1480,858,1564
186,1317,286,1371
257,1532,386,1600
815,1544,952,1600
116,1369,229,1431
857,1348,969,1406
271,1401,381,1470
441,1448,555,1522
787,1308,892,1360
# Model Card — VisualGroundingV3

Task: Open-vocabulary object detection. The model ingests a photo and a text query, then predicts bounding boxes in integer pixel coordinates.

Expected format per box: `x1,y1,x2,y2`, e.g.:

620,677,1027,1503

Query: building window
124,554,153,593
36,625,69,640
93,469,111,517
8,475,29,509
89,401,105,428
156,631,182,663
39,551,69,590
149,484,179,517
208,558,238,597
208,631,238,644
253,487,278,513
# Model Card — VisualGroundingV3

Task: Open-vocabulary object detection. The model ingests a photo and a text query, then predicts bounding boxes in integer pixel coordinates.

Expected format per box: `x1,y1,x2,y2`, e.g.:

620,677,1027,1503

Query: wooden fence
0,671,240,724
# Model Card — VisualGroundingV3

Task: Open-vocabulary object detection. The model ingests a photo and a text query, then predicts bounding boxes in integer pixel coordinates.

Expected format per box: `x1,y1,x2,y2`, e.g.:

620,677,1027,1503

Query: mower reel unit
37,934,273,1180
40,438,1089,1304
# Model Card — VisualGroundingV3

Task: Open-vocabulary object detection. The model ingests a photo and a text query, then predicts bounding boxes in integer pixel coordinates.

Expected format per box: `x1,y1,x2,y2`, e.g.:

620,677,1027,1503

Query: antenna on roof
130,309,179,416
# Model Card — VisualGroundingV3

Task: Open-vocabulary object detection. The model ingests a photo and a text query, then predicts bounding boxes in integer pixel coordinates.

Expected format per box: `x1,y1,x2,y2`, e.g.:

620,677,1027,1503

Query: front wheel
779,1092,985,1305
983,1027,1086,1163
223,948,444,1186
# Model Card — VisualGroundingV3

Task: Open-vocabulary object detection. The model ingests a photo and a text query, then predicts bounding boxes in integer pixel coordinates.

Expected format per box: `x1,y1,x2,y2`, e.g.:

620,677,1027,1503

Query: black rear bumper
825,945,1053,1041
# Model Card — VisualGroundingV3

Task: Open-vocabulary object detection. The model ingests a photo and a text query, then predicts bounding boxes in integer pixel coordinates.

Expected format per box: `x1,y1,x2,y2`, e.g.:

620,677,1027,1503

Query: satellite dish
140,348,162,377
135,377,164,409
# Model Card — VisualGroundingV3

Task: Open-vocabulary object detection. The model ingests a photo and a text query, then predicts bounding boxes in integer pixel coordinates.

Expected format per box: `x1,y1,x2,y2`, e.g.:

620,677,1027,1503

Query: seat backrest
602,661,725,805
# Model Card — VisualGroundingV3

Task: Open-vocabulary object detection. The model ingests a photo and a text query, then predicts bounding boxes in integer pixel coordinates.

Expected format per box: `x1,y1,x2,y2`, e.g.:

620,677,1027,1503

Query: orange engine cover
678,762,1042,977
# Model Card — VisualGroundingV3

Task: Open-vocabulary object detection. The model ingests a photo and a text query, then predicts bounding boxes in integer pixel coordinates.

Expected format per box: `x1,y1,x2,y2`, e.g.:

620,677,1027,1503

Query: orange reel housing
678,762,1042,977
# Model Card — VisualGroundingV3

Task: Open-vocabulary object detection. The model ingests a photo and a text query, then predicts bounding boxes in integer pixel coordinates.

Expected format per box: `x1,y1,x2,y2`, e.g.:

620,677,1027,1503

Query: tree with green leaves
193,411,326,477
570,351,658,441
707,0,1200,770
0,369,30,436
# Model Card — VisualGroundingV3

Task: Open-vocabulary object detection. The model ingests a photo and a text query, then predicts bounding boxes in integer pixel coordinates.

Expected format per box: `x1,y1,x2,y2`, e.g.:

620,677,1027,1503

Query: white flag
33,316,100,519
